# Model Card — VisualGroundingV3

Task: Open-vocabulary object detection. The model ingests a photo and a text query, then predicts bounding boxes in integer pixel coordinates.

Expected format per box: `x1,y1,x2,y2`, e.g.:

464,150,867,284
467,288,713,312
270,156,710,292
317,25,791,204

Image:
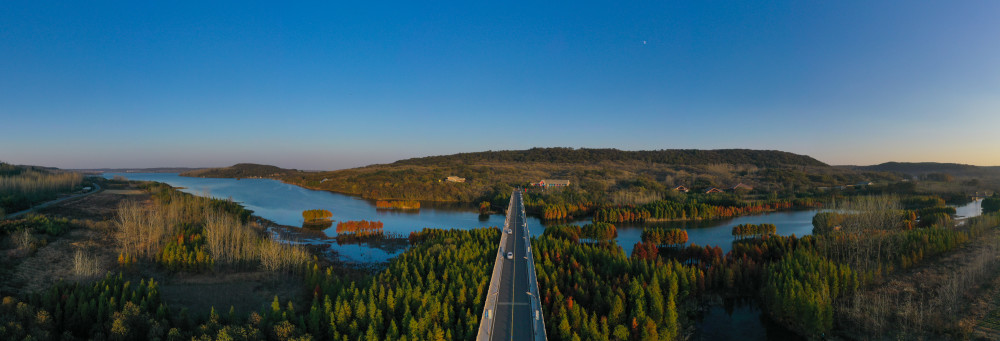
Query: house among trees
673,185,689,193
445,176,466,183
705,187,724,194
731,183,753,191
533,179,570,187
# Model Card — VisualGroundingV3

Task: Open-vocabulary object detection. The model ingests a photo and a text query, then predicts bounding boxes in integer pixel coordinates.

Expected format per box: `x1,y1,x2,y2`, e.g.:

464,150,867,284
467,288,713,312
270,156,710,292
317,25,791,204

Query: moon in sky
642,40,647,45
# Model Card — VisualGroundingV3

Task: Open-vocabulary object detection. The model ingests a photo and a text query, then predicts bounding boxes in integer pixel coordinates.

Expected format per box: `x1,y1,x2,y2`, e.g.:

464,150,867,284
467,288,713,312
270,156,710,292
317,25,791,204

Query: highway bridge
477,190,547,341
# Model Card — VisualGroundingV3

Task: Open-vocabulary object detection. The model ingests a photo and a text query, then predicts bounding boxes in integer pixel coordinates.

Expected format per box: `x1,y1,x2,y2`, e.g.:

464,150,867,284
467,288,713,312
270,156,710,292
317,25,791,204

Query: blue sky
2,1,999,169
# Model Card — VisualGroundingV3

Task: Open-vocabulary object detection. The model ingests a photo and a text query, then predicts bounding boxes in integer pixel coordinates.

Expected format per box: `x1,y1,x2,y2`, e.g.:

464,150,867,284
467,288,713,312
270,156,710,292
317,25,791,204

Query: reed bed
205,212,309,271
114,186,309,272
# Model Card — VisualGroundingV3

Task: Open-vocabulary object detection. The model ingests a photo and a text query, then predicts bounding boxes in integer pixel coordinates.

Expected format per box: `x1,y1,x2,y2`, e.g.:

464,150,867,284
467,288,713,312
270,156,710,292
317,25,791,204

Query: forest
0,226,498,340
0,174,508,340
0,162,83,215
534,194,1000,339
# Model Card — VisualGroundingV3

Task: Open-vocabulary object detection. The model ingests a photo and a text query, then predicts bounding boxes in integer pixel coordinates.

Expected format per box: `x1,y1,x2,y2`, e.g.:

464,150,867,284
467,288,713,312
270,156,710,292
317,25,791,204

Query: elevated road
478,190,546,341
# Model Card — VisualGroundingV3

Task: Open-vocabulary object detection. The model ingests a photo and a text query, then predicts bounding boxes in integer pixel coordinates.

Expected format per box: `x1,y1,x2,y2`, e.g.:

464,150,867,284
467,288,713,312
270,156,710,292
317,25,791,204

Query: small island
301,209,333,229
375,200,421,210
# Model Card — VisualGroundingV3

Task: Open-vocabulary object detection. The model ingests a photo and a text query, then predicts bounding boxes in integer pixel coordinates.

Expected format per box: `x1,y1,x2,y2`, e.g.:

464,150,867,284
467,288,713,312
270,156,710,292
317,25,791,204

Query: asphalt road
490,192,534,341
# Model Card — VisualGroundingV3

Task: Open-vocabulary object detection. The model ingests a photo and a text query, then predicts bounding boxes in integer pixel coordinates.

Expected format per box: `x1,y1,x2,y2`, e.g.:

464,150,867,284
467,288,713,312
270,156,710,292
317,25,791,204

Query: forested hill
392,148,828,168
180,163,297,178
853,162,1000,177
272,148,882,202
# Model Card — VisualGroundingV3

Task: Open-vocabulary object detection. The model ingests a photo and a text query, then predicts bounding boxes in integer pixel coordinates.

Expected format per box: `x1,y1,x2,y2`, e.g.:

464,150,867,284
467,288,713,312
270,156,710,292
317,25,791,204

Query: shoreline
252,214,406,270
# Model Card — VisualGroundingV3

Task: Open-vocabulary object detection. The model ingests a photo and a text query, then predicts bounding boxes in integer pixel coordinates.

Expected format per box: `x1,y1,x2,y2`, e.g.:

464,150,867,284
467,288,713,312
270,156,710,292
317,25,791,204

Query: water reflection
103,173,523,262
612,209,823,255
694,298,804,341
103,173,830,262
952,199,982,219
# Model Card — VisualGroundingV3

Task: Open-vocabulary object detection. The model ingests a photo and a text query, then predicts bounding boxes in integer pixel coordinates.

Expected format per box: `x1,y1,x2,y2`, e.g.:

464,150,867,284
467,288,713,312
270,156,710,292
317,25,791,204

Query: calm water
103,173,829,261
953,199,983,219
614,209,823,255
104,172,540,262
694,299,804,341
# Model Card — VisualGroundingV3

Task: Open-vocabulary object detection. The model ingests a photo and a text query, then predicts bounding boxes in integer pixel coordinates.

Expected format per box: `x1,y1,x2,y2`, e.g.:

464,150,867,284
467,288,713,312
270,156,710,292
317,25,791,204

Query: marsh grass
114,185,309,273
205,212,309,271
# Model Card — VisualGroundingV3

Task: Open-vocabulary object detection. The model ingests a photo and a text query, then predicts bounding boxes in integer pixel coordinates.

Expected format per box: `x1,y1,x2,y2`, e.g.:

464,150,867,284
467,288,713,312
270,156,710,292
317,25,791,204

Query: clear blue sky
2,1,998,169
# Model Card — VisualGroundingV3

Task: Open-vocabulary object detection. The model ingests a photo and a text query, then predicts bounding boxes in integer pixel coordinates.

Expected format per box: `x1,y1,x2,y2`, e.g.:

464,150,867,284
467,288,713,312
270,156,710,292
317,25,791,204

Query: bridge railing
476,192,516,340
519,192,548,341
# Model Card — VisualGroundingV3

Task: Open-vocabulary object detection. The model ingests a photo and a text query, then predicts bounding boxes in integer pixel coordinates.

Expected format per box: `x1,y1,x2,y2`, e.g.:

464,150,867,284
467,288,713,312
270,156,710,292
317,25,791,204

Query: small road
4,182,101,219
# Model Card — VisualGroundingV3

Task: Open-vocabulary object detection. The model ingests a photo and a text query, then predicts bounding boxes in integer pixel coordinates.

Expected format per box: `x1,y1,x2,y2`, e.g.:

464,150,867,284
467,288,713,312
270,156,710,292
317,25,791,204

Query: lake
953,199,983,219
613,209,822,256
104,173,836,262
101,173,985,263
104,172,534,262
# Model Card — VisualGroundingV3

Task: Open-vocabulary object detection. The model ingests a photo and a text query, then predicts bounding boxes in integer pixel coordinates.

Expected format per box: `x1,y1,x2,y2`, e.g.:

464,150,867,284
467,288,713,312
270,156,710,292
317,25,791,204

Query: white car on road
506,252,514,260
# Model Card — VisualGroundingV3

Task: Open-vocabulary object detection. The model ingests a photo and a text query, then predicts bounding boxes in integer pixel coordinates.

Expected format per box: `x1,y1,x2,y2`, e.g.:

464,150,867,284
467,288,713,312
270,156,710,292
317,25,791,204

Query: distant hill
73,167,205,174
853,162,1000,177
393,148,828,168
180,163,298,179
270,148,882,202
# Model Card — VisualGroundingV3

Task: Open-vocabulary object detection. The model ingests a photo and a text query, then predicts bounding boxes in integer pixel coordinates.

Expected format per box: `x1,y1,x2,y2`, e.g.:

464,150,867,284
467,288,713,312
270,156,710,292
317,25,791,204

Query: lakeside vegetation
302,209,332,222
115,182,309,272
375,200,421,210
301,209,334,229
335,220,384,236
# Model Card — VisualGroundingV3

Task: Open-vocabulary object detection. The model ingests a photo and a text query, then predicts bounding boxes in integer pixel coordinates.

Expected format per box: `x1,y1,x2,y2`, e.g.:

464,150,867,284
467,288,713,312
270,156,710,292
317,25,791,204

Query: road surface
479,190,546,341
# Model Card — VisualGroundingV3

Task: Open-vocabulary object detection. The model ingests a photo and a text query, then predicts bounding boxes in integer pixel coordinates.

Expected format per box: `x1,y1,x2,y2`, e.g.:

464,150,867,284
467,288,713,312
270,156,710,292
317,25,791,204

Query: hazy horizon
9,146,1000,172
3,2,999,169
